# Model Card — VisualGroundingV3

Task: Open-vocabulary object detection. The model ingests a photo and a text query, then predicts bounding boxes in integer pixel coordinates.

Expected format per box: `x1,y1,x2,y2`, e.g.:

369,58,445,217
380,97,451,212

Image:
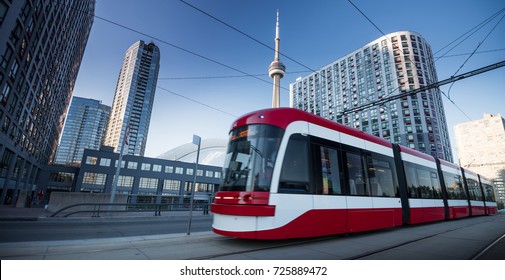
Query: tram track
1,216,503,260
346,217,502,260
196,216,504,260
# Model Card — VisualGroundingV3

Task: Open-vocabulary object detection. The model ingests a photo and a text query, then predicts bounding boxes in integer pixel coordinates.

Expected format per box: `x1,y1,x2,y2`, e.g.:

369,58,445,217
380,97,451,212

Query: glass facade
54,97,110,166
289,31,453,162
0,0,95,204
103,40,160,156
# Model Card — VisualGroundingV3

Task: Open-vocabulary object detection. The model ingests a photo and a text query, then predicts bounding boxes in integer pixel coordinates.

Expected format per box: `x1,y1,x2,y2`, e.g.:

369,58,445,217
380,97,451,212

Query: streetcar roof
230,108,392,149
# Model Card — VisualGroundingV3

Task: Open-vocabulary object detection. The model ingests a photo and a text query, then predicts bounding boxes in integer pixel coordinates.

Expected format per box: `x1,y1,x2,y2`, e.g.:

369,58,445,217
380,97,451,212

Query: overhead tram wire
451,13,505,77
156,86,238,118
446,12,505,99
345,0,420,116
434,48,505,59
434,7,505,61
59,1,287,116
158,70,312,80
337,60,505,117
179,0,319,76
60,1,290,92
345,0,502,123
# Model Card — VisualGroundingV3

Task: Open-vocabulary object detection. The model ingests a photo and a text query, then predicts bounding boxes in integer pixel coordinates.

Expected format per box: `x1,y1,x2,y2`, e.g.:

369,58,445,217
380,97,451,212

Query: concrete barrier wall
47,192,128,213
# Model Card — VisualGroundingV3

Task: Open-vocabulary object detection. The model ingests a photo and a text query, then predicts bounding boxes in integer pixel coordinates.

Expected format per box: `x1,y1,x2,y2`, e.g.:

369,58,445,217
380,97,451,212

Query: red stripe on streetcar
409,206,445,224
213,207,403,240
211,203,275,216
448,206,470,219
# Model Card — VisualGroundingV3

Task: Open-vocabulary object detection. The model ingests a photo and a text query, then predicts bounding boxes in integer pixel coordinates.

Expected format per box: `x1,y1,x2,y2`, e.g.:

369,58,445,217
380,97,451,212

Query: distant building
290,31,453,162
103,40,160,156
454,113,505,180
54,97,110,166
39,146,222,202
0,1,95,204
494,169,505,205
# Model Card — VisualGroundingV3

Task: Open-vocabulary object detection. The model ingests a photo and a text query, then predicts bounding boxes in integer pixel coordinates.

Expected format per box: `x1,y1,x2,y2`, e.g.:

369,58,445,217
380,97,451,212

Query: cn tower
268,10,286,108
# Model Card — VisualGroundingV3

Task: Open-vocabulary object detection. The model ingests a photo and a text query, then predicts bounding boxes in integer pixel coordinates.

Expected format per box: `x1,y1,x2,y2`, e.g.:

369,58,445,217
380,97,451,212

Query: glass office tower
290,31,453,162
103,40,160,156
54,97,110,166
0,0,95,203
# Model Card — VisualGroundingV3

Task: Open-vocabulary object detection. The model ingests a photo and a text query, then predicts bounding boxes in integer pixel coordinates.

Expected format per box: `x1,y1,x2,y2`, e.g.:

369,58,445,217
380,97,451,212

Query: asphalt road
0,215,213,242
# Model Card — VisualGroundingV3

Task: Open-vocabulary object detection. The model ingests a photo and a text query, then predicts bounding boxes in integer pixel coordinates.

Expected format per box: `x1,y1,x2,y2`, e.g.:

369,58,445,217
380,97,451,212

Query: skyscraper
290,31,453,162
454,113,505,180
268,10,285,108
103,40,160,156
0,1,95,203
54,97,110,166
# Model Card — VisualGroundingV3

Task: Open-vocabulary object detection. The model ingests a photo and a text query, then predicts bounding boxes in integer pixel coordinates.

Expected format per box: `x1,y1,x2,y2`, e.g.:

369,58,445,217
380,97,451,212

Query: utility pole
187,134,201,235
109,125,129,211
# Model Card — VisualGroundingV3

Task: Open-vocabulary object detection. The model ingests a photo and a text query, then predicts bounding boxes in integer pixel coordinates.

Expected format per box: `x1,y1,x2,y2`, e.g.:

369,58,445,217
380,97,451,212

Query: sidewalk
0,206,51,221
0,205,209,221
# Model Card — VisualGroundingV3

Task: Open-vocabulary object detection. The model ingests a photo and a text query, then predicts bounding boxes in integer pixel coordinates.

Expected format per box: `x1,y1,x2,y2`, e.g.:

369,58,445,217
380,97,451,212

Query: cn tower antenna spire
268,9,286,108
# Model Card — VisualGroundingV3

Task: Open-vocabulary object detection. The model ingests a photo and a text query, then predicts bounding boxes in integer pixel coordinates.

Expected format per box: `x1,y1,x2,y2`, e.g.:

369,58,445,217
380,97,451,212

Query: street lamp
187,134,201,235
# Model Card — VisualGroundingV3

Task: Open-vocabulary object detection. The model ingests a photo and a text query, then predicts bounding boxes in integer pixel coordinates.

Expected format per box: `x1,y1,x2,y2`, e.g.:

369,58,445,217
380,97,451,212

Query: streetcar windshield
220,124,284,192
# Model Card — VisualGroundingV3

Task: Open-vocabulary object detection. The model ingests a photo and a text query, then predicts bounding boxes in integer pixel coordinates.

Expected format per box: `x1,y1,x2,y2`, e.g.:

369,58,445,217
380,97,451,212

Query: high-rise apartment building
290,31,453,162
454,113,505,180
54,97,110,166
0,1,95,203
103,40,160,157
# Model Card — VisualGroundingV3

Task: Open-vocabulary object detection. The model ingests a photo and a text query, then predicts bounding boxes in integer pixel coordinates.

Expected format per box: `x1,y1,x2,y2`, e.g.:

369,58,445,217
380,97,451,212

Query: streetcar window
483,183,496,202
417,169,432,198
466,178,483,201
279,135,310,194
404,163,419,198
443,172,466,200
346,153,369,196
319,146,342,195
404,162,441,199
220,125,284,192
367,157,397,197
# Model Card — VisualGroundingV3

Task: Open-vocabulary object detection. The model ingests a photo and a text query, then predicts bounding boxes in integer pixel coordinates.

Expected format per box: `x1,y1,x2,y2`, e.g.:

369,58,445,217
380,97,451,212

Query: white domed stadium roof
157,138,227,167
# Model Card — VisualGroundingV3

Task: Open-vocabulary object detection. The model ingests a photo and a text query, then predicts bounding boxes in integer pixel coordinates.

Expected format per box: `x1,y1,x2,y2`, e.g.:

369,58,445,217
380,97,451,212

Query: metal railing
50,201,210,218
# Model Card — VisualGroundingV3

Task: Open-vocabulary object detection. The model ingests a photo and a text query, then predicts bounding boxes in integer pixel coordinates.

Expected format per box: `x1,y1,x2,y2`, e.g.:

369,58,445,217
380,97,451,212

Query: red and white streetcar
211,108,497,239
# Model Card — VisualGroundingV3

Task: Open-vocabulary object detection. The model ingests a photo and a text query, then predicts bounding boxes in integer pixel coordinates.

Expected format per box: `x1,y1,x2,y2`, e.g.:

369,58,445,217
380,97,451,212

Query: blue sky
72,0,505,162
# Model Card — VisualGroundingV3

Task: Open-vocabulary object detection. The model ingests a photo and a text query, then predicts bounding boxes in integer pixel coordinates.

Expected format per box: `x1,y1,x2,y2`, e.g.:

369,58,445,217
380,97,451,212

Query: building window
139,177,158,189
99,158,111,167
49,172,75,183
83,172,107,186
141,163,151,171
86,156,97,165
0,45,13,70
127,161,137,169
115,175,134,188
152,164,161,172
163,180,180,191
1,83,11,105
